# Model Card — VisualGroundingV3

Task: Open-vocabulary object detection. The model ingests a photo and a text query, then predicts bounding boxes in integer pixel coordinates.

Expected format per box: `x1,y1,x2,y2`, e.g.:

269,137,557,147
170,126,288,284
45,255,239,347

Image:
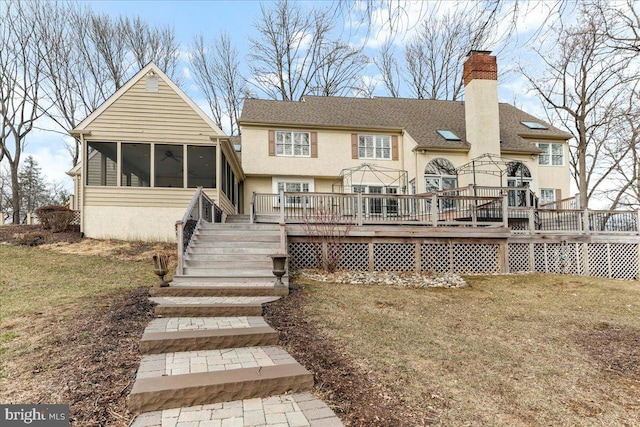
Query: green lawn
300,274,640,426
0,245,155,321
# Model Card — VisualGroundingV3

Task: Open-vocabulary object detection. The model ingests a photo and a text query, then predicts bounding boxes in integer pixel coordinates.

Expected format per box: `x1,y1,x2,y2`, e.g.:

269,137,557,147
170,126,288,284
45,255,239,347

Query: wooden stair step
139,326,279,354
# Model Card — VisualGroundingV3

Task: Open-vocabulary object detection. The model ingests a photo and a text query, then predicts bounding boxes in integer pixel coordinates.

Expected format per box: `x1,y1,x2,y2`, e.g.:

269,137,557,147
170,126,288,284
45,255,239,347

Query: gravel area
292,269,468,288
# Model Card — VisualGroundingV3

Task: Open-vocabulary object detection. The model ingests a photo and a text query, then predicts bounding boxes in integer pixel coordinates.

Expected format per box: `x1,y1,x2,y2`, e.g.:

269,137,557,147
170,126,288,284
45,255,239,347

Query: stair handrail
176,187,219,276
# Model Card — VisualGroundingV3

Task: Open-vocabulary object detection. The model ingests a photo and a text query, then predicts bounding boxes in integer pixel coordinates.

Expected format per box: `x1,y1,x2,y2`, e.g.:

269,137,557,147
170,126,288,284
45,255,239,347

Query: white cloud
182,66,192,80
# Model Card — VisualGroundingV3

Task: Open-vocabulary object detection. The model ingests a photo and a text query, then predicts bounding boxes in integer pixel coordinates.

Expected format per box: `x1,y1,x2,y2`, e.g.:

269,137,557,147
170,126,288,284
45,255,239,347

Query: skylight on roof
437,130,461,141
521,121,548,130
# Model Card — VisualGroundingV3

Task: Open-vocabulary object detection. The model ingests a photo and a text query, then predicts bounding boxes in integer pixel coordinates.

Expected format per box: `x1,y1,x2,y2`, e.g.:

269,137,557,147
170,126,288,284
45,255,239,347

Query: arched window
424,158,458,193
506,161,533,206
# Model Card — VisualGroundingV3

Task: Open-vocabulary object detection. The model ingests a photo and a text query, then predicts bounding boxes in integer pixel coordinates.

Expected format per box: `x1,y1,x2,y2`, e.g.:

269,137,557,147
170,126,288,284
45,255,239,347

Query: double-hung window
275,180,311,206
537,143,564,166
276,131,310,157
540,188,555,205
358,135,391,160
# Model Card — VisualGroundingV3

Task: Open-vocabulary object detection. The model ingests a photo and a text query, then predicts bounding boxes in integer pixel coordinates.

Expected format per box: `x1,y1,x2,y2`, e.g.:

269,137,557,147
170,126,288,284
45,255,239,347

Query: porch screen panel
86,142,117,186
188,145,216,188
121,143,150,187
155,144,184,188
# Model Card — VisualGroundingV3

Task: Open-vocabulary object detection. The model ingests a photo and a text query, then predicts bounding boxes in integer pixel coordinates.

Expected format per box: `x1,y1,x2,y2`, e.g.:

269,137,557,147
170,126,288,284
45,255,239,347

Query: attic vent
521,121,547,130
146,75,159,92
436,130,461,141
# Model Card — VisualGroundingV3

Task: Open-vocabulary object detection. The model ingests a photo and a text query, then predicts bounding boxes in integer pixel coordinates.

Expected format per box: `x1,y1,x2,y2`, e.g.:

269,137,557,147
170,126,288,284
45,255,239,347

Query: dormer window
521,121,548,130
436,130,461,141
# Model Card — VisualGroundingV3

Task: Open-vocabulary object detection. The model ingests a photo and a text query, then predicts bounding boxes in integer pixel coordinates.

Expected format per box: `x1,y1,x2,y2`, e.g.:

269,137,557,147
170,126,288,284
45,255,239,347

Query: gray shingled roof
239,96,572,153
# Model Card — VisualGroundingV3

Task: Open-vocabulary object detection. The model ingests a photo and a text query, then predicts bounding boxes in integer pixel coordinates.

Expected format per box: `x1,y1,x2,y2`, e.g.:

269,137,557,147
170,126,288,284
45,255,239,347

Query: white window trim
540,188,556,205
537,142,565,166
275,130,311,157
272,177,315,208
358,134,391,160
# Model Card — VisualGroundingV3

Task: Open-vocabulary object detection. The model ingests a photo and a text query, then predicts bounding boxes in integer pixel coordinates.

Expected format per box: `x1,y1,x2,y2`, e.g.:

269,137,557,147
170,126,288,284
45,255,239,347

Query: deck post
502,194,509,228
528,207,535,232
176,220,184,276
250,192,256,224
582,209,591,234
198,190,203,222
431,194,438,227
357,192,363,226
279,190,285,225
636,210,640,234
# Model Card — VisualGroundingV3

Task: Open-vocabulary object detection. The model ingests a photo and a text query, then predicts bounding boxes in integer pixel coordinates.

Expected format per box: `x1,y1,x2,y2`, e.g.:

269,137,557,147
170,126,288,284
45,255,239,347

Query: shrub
35,205,75,233
19,231,46,246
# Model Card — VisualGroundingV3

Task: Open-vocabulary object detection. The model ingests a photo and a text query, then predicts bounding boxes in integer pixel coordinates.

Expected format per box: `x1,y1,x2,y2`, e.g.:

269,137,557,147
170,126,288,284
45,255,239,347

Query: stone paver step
130,392,343,427
150,286,288,297
145,317,269,333
151,296,280,317
140,326,279,354
128,361,313,413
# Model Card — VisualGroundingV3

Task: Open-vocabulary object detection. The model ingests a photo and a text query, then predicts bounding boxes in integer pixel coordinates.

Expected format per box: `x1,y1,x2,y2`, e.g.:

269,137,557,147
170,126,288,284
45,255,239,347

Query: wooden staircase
126,219,342,425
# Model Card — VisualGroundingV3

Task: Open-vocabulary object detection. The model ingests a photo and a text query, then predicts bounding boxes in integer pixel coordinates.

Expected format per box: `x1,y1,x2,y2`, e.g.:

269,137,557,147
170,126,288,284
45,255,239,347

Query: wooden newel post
176,220,184,275
431,194,438,227
582,209,591,234
279,190,285,225
502,194,509,228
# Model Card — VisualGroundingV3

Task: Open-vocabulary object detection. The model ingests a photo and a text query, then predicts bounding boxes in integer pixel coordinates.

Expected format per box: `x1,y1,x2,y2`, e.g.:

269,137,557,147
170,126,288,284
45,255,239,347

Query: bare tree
373,39,402,97
190,32,245,135
123,16,180,79
36,2,181,167
0,0,46,224
403,6,495,100
595,0,639,53
247,0,337,101
311,41,369,97
523,4,638,209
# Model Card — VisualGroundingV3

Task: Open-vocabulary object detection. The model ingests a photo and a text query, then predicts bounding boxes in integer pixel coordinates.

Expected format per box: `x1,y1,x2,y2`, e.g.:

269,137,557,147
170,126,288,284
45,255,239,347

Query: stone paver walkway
131,392,342,427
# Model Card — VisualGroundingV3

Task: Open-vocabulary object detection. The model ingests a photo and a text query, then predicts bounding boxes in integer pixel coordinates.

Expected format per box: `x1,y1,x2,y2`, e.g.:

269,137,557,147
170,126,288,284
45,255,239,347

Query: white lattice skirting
289,239,639,280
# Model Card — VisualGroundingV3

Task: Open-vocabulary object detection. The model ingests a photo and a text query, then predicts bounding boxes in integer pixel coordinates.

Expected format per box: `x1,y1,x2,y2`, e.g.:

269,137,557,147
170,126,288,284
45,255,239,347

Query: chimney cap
467,49,493,56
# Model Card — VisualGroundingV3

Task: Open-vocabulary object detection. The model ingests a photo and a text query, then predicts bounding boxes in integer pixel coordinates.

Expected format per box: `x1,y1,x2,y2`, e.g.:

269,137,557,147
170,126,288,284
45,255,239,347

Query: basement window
436,130,461,141
521,121,548,130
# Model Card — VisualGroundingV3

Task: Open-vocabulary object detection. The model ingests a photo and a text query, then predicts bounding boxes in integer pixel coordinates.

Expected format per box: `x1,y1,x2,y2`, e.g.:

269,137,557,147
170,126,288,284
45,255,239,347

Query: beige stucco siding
83,205,184,242
84,76,218,144
82,187,220,241
241,127,405,178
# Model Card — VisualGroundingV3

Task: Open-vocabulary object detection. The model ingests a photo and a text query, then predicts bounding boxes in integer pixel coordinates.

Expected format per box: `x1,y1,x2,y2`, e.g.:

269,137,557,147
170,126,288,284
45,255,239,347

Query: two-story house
239,51,571,214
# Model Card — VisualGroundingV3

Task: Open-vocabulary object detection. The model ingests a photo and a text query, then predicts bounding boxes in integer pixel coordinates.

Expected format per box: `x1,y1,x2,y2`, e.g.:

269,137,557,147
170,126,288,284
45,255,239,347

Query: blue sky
26,0,553,191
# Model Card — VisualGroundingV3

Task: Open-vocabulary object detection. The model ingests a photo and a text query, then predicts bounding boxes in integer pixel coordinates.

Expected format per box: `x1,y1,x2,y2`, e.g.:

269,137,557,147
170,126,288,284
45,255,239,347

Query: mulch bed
0,224,82,245
263,285,435,427
1,287,155,426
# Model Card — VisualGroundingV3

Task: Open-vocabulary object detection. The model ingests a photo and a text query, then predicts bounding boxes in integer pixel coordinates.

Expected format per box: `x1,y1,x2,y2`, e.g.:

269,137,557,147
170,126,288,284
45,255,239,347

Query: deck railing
253,190,507,227
176,187,221,275
251,190,640,235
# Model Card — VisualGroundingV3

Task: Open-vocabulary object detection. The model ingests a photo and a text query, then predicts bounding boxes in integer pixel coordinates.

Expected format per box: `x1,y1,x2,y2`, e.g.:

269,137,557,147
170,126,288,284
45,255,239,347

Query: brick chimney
463,50,501,183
